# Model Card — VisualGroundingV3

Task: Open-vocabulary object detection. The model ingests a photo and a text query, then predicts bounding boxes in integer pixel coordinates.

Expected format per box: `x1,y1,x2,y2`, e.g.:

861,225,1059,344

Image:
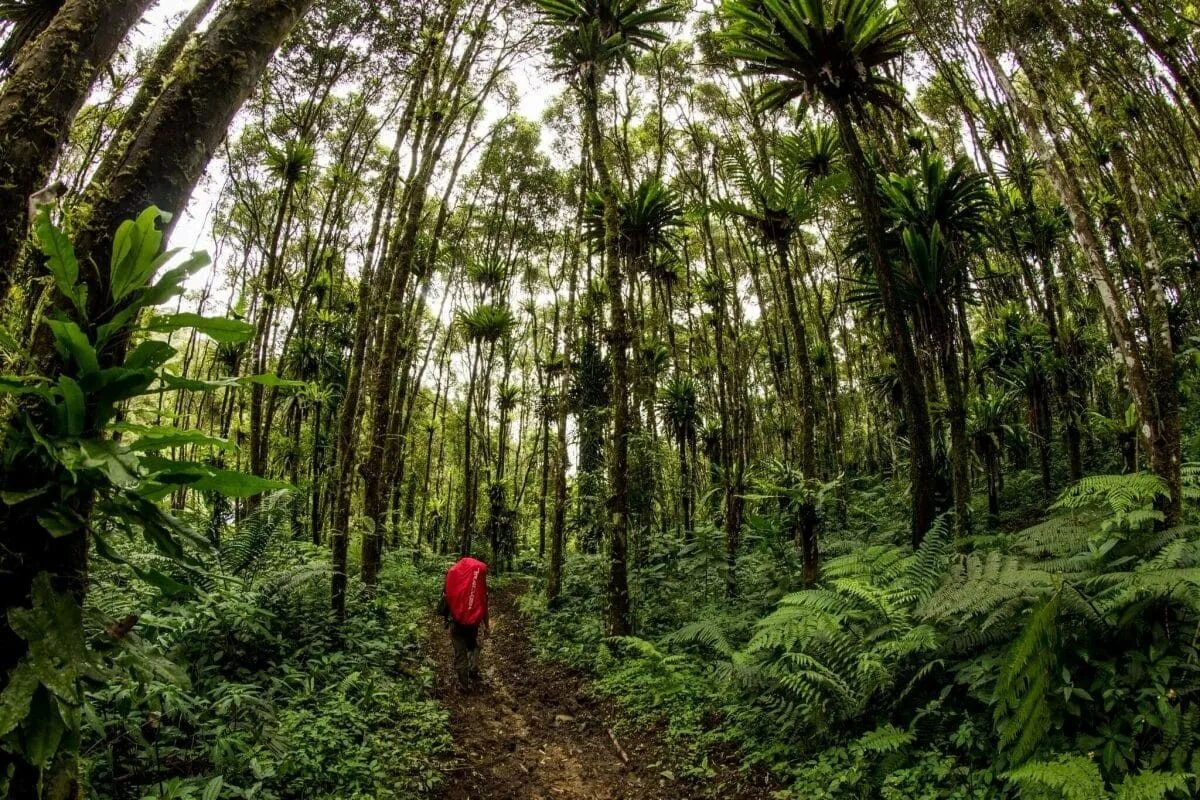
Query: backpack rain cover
444,557,488,626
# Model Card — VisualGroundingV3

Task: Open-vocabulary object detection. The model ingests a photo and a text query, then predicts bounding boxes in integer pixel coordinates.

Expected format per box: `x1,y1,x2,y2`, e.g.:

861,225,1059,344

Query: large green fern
220,491,295,580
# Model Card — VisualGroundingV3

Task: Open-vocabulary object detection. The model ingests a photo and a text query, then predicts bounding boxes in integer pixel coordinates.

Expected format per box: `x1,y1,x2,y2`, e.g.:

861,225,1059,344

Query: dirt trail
429,583,680,800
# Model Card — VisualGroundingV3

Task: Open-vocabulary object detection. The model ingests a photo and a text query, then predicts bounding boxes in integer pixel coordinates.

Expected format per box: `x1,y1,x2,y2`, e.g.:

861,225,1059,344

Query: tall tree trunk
249,171,301,477
549,147,586,605
0,0,153,299
91,0,219,188
938,322,971,535
832,103,936,545
582,64,631,636
331,148,397,620
778,238,817,479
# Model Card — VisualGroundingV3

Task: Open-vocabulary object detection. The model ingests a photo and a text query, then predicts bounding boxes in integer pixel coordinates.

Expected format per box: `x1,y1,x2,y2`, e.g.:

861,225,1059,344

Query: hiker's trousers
450,622,480,685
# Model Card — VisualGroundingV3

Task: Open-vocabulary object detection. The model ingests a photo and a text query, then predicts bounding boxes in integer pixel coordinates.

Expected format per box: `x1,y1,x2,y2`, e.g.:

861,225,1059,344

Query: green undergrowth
522,472,1200,799
82,496,452,800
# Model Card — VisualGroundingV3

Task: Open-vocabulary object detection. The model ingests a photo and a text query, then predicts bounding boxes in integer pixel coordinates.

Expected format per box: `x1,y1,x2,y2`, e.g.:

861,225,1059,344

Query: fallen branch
607,728,629,764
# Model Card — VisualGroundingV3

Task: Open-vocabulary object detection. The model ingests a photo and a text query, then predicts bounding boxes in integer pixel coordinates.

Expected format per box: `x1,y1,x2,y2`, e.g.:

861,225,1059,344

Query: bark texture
0,0,154,300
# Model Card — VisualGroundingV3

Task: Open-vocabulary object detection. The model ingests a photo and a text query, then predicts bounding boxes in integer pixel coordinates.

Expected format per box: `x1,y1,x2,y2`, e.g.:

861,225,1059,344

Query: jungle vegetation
2,0,1200,797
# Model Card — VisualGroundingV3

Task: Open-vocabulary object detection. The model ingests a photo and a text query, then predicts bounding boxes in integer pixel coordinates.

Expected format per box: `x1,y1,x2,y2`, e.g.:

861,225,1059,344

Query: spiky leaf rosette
719,0,909,113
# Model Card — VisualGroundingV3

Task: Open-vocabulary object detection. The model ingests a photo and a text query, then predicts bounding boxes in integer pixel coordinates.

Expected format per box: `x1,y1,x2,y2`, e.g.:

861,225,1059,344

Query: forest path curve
428,582,679,800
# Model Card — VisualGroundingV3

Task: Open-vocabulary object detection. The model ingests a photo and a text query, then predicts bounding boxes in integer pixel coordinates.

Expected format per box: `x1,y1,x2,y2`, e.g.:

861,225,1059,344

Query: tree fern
739,520,952,729
661,619,734,657
1053,473,1168,531
1013,512,1105,560
1112,771,1192,800
1006,758,1189,800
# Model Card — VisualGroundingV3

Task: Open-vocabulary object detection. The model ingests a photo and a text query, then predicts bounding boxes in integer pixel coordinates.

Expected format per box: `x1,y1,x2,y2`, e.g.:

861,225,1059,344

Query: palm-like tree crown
585,178,684,263
265,139,316,184
532,0,681,79
658,374,701,438
467,255,509,291
713,139,814,248
719,0,909,112
458,303,516,344
849,153,990,314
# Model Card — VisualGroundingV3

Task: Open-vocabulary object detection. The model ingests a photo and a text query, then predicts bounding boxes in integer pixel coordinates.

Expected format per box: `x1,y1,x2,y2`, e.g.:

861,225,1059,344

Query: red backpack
444,557,488,626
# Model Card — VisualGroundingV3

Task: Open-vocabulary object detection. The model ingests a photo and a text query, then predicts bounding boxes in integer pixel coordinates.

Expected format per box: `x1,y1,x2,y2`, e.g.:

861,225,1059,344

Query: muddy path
428,583,684,800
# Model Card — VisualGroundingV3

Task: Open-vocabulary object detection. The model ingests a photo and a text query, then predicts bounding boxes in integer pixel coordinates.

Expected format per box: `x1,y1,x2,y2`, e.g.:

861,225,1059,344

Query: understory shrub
529,472,1200,799
82,497,450,800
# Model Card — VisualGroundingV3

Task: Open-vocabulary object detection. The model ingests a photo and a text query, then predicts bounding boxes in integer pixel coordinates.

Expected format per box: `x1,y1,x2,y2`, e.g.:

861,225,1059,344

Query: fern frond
661,619,734,657
1113,770,1192,800
220,490,295,580
854,723,914,754
994,590,1062,761
1004,755,1105,800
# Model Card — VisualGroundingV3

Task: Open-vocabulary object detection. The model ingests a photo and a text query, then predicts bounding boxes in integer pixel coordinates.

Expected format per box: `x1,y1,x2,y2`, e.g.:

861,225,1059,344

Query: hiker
438,555,490,689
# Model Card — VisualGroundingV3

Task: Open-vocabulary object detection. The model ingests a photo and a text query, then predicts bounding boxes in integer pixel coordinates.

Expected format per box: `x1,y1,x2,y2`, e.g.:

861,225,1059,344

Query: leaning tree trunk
90,0,219,188
582,64,631,636
0,0,154,300
832,103,937,546
984,43,1182,524
2,1,315,796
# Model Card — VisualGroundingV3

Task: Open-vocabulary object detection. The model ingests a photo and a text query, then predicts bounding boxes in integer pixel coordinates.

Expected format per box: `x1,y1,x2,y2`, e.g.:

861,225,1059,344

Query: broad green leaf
134,252,212,312
45,319,99,374
159,373,239,392
110,206,168,302
131,566,196,598
188,469,291,499
37,508,84,538
23,687,65,769
113,424,235,453
147,458,291,498
1,486,48,505
35,208,84,313
147,313,255,344
0,661,38,738
58,376,85,436
124,340,177,371
85,367,157,408
202,777,224,800
77,440,139,487
9,576,89,704
0,376,52,399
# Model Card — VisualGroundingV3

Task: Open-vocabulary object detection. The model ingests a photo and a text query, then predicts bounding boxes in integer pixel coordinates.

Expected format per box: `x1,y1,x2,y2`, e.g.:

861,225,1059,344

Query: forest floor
428,582,732,800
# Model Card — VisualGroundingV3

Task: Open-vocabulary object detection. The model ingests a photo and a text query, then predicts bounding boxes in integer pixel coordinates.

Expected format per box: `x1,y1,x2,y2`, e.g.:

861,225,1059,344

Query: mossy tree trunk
0,0,154,300
2,1,315,796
